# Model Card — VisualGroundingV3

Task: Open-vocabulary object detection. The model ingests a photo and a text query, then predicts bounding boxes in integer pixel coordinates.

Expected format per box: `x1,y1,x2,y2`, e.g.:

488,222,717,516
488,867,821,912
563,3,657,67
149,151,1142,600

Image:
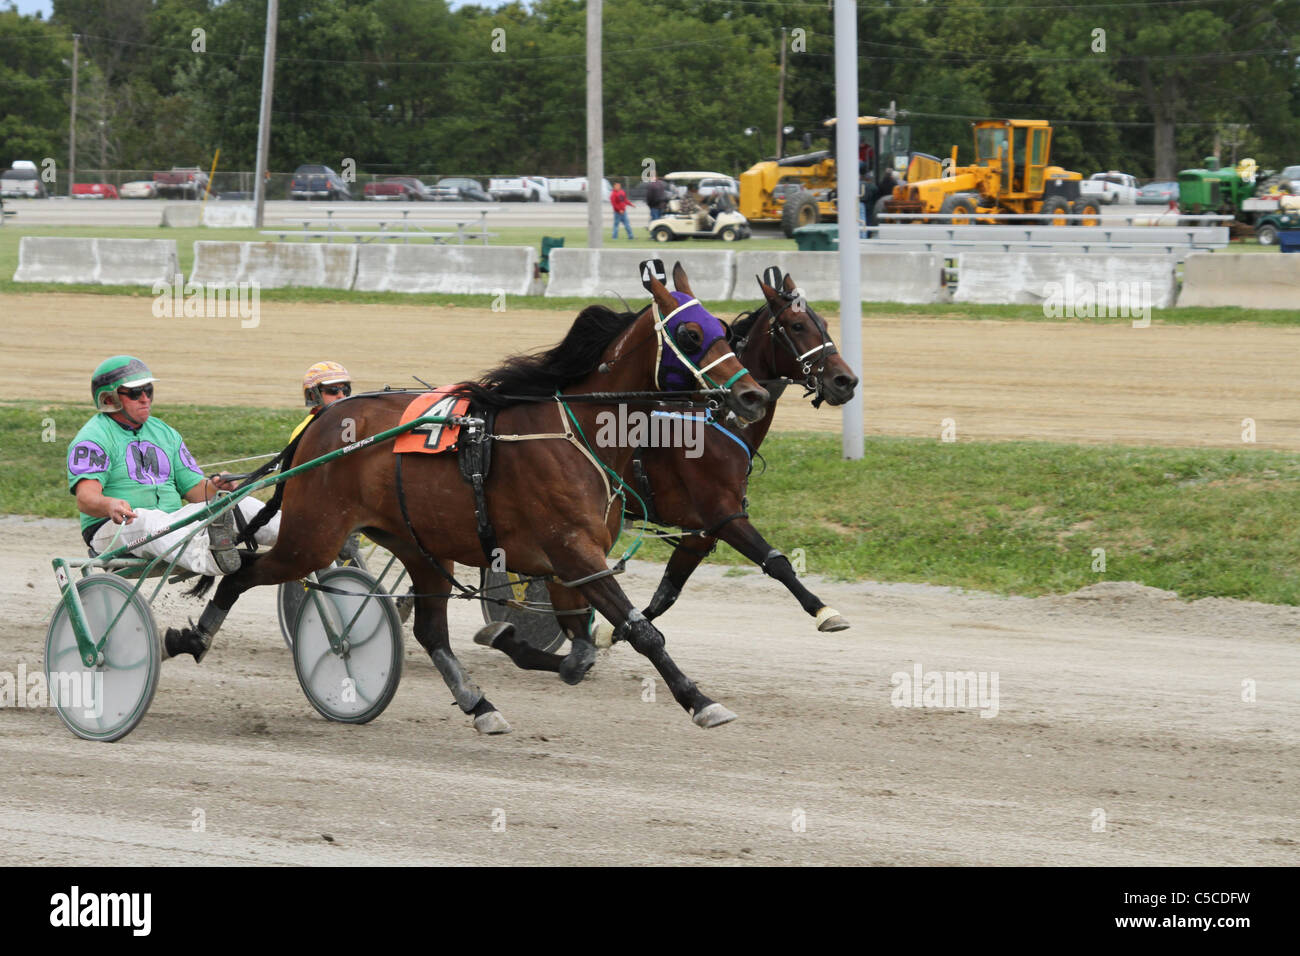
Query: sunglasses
321,384,351,397
117,384,154,401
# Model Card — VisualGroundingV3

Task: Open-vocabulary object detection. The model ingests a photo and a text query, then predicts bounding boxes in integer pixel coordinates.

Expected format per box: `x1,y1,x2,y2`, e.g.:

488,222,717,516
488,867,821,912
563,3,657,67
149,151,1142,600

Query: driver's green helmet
91,355,156,410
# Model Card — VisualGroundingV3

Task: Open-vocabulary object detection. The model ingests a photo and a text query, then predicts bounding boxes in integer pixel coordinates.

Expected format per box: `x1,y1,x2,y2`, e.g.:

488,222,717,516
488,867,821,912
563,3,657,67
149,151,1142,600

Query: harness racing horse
481,263,860,677
163,265,769,733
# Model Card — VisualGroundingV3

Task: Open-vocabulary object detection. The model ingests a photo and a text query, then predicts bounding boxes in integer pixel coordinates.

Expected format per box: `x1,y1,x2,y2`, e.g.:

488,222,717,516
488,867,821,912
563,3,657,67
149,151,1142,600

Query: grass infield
0,225,1295,325
6,401,1297,605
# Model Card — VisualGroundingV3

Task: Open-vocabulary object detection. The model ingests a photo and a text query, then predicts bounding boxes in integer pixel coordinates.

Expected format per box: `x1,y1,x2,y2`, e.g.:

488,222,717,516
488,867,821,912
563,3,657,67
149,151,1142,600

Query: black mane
455,304,638,408
730,303,771,344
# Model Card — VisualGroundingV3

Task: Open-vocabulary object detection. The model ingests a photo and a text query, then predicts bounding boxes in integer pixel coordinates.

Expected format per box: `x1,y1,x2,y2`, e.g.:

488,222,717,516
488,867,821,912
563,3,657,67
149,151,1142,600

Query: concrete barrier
732,250,948,303
190,241,358,289
160,203,201,228
546,248,735,300
955,253,1178,309
202,203,256,228
1178,252,1300,309
353,244,535,295
14,237,179,286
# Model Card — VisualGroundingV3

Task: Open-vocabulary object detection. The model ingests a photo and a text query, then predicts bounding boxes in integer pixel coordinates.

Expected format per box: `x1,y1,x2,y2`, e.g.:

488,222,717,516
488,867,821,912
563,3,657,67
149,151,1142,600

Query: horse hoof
591,621,615,649
559,641,596,685
473,710,512,735
473,621,515,648
692,702,738,729
815,607,850,632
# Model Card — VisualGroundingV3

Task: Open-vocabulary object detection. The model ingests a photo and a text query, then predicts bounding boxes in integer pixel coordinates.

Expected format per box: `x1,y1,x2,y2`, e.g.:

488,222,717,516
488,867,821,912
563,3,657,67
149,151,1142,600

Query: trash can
540,236,565,273
1278,230,1300,253
792,224,839,251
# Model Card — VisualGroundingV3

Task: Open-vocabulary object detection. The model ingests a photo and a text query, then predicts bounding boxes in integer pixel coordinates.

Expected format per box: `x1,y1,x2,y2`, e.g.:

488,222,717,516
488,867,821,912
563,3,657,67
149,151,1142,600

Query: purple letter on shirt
125,441,172,484
69,440,109,476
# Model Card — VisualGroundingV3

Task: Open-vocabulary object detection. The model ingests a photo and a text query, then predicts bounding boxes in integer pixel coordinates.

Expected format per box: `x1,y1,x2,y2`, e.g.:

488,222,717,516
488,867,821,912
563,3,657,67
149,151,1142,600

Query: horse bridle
739,289,837,408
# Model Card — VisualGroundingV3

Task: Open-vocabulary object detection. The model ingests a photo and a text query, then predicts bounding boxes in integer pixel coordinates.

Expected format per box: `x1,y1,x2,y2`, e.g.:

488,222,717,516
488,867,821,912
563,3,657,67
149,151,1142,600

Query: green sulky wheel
44,575,161,742
292,566,402,723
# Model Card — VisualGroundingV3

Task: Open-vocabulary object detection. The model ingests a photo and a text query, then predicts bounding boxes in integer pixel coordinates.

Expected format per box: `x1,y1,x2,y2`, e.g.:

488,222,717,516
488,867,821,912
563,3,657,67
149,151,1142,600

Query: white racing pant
90,498,281,576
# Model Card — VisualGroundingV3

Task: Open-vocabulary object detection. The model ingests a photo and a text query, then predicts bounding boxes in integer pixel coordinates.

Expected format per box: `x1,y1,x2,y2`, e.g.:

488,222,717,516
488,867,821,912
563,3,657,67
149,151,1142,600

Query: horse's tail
185,575,215,599
235,425,313,547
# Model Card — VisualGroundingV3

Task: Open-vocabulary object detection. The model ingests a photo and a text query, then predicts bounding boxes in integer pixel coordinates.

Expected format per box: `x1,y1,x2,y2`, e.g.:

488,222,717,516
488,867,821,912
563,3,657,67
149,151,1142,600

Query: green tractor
1177,157,1260,229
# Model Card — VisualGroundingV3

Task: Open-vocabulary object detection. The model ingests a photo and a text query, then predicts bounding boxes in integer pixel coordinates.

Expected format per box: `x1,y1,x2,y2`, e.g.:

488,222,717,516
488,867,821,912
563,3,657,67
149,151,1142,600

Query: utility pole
586,0,604,249
834,0,863,461
69,34,78,197
776,28,787,160
253,0,279,228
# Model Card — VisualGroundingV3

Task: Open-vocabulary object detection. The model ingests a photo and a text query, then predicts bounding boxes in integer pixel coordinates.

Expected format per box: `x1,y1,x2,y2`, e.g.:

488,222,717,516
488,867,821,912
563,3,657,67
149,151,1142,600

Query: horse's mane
455,304,638,408
730,303,771,344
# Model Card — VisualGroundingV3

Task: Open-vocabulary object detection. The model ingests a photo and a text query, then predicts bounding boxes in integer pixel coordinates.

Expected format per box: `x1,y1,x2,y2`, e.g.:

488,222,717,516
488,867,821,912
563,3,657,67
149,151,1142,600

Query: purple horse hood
657,291,730,391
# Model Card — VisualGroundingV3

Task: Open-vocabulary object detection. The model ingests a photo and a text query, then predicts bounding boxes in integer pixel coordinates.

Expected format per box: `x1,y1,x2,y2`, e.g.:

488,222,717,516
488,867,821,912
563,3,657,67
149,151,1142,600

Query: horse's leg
713,517,849,632
410,561,511,735
573,568,736,729
474,581,598,683
642,534,718,622
164,535,343,661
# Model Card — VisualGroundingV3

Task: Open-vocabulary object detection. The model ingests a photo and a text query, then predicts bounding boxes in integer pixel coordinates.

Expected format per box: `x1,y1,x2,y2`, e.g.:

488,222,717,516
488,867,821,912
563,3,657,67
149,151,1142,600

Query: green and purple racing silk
66,413,205,533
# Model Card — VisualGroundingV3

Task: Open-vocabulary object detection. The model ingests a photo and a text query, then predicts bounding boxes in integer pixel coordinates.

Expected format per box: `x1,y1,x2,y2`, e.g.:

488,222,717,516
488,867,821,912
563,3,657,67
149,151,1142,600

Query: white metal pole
586,0,604,249
69,34,78,197
253,0,279,228
835,0,863,459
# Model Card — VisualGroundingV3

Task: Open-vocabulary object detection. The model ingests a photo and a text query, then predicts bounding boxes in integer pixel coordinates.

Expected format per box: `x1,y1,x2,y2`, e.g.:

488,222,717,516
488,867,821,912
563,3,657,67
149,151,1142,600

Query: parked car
153,167,209,199
488,176,552,202
72,183,120,199
364,176,429,201
119,180,158,199
290,164,352,201
1079,171,1139,205
428,177,493,202
547,177,612,202
1,160,46,198
1136,181,1180,205
665,171,739,202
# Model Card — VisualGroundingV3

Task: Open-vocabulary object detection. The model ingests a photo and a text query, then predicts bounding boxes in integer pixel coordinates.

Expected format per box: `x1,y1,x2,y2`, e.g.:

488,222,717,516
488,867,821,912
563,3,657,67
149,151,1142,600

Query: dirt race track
4,293,1299,449
1,294,1297,865
1,518,1297,866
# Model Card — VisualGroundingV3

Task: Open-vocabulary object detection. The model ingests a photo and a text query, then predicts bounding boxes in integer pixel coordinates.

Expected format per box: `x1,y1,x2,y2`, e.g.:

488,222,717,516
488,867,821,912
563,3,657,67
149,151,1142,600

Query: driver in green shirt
67,356,280,593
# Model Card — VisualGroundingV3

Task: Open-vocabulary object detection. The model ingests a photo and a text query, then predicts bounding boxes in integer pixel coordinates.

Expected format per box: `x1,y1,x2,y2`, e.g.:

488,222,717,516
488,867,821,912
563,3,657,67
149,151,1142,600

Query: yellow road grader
883,119,1101,225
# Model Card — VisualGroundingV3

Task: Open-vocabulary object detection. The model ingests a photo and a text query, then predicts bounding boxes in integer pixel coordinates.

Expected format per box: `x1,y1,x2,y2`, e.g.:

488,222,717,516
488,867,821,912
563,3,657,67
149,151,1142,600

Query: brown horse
481,263,860,676
163,266,769,733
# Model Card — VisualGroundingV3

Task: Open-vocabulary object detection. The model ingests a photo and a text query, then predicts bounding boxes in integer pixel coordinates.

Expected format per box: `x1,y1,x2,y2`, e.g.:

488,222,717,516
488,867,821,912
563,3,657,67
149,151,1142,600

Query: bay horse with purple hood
163,262,768,733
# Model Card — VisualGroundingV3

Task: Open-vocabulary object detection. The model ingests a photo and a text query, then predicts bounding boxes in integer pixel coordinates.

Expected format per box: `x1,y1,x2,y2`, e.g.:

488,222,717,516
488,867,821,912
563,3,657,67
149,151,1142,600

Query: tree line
0,0,1295,183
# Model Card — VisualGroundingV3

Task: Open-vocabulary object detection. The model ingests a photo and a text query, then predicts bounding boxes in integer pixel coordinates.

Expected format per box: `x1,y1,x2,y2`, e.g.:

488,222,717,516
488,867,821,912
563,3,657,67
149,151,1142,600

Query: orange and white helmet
302,360,352,407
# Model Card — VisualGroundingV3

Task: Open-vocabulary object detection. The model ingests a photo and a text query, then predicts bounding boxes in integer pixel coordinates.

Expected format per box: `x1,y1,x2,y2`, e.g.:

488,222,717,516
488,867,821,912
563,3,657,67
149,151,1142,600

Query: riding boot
207,505,242,574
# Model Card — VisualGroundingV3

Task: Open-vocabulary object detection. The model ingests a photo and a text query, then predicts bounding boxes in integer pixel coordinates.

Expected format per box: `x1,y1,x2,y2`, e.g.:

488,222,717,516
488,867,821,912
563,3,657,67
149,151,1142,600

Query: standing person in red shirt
610,180,634,239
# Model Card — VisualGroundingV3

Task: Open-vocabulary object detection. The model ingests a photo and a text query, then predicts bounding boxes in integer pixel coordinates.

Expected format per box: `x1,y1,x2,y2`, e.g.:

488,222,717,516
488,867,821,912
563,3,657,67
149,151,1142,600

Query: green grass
0,224,1295,325
8,401,1298,605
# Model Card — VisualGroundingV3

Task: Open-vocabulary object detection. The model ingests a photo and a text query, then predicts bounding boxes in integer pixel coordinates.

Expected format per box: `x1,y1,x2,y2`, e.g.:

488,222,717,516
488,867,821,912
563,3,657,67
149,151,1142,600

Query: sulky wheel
292,566,402,723
44,575,161,742
480,567,567,653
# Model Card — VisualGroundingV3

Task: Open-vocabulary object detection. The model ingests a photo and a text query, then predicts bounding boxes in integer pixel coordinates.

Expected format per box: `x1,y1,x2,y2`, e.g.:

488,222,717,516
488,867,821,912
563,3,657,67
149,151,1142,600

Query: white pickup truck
1079,171,1140,205
488,176,553,202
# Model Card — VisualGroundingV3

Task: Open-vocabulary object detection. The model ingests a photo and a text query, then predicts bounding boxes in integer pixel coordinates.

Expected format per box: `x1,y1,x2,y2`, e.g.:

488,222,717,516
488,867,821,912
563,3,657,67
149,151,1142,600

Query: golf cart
649,172,751,242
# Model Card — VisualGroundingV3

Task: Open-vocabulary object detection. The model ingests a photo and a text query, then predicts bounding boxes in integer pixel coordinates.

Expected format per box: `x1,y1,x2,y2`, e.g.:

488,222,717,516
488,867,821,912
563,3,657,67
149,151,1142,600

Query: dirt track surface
1,517,1296,865
5,293,1299,450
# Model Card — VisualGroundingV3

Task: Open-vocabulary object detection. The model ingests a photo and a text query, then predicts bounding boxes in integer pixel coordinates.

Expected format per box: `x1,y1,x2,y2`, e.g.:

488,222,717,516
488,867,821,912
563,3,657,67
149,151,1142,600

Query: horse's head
638,261,768,423
752,268,859,407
